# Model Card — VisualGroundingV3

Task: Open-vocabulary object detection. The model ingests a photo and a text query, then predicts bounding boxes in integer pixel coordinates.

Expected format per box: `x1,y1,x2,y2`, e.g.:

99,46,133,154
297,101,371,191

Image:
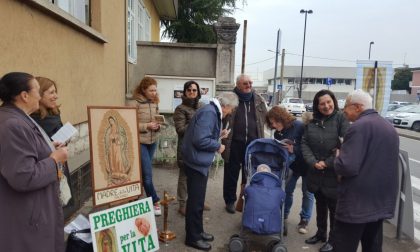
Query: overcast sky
230,0,420,81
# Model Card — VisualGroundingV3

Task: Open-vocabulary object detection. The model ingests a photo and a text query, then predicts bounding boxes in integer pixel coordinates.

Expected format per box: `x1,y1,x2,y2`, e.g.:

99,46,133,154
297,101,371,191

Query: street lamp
299,9,313,98
369,41,374,60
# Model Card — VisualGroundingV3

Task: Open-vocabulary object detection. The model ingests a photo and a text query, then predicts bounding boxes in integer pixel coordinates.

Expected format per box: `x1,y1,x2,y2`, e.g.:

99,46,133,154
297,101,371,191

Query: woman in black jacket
301,90,349,252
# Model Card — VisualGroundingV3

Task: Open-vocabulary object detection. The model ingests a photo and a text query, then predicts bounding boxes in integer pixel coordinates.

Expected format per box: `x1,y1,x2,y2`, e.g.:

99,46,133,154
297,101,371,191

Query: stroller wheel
228,236,246,252
271,242,287,252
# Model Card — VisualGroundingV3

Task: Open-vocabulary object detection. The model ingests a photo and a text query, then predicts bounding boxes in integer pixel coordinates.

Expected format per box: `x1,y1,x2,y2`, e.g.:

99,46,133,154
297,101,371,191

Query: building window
50,0,90,25
128,0,152,62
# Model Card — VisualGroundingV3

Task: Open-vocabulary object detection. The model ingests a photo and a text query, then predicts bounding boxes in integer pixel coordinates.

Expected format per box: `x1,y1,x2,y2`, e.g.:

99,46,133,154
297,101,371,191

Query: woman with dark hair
265,106,314,236
129,76,162,216
0,72,68,252
173,80,207,216
301,89,349,252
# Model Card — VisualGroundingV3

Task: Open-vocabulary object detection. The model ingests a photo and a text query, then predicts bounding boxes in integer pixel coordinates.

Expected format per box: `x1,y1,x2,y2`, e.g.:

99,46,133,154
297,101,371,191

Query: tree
161,0,242,43
391,67,412,93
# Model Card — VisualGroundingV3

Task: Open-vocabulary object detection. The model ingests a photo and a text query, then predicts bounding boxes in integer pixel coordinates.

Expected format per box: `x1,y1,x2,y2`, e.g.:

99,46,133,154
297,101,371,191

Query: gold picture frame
87,106,142,207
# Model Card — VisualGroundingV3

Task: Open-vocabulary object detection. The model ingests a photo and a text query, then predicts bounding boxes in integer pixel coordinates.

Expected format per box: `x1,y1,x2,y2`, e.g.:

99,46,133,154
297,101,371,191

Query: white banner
89,197,159,252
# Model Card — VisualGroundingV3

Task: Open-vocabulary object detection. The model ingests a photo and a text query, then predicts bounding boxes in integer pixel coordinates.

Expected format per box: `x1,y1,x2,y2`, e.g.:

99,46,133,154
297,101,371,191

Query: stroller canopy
245,138,289,175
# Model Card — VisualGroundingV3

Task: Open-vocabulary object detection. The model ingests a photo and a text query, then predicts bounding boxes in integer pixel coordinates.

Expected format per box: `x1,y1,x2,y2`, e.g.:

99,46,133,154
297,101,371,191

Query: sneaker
297,219,308,234
154,203,162,216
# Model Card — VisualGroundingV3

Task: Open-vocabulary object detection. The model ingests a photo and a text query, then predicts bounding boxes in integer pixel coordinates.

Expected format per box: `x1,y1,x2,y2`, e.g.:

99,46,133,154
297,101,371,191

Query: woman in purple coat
0,72,68,252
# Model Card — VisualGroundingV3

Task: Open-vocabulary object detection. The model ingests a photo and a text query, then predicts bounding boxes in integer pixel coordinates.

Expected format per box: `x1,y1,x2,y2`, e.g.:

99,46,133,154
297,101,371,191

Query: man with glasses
333,89,399,252
221,74,267,214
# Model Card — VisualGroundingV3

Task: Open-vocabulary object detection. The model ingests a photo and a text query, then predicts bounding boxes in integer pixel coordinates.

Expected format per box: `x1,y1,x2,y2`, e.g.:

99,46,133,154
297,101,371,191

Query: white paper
51,122,78,144
64,214,92,243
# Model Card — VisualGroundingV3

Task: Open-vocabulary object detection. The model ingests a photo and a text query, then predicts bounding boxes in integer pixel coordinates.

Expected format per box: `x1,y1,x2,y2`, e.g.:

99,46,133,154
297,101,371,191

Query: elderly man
182,92,238,251
222,74,267,214
333,89,399,252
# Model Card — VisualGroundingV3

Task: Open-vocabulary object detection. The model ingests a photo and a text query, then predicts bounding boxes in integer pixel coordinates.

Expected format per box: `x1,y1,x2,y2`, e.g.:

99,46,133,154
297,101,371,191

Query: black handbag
66,229,93,252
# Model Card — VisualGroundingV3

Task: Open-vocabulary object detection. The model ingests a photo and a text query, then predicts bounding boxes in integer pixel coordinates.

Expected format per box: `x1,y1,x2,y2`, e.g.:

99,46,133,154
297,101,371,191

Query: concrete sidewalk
76,165,420,251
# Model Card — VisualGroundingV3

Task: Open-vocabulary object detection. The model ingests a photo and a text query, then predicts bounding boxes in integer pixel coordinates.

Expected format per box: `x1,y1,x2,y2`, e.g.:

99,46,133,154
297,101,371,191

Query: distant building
263,66,357,101
411,69,420,98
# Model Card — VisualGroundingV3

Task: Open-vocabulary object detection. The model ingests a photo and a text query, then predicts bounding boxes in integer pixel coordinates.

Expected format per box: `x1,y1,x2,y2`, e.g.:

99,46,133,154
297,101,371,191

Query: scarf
181,95,200,109
234,87,253,102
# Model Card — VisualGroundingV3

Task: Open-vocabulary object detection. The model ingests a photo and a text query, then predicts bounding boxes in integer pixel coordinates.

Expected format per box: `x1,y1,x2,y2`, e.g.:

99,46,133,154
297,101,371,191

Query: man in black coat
334,89,399,252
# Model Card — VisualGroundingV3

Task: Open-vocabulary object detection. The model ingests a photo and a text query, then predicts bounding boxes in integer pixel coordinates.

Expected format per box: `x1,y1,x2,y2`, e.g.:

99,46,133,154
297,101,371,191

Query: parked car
337,99,346,110
384,104,418,123
387,104,404,111
392,105,420,131
390,101,413,106
280,97,306,116
305,103,313,112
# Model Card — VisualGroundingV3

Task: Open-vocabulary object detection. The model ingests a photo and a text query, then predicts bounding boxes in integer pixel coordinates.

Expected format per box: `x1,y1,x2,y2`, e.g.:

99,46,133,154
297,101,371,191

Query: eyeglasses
344,103,361,109
187,89,198,92
242,81,253,85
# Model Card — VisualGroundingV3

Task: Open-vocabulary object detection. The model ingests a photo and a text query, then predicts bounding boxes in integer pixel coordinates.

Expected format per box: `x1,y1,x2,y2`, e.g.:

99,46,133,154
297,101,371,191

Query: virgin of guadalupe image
104,116,131,185
95,228,117,252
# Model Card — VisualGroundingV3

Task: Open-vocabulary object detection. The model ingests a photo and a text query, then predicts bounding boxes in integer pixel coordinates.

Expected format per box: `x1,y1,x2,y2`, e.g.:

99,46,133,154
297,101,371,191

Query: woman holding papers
31,76,73,209
266,106,314,236
129,77,162,216
0,72,68,252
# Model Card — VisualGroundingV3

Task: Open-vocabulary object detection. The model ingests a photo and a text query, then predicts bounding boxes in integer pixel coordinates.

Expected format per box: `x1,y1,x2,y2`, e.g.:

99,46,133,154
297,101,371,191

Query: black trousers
223,140,247,205
333,219,383,252
314,190,336,240
185,166,209,242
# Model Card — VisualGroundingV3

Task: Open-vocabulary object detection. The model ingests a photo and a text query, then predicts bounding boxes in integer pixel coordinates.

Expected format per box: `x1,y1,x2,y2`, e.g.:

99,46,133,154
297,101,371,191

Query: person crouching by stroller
182,92,238,251
266,106,314,236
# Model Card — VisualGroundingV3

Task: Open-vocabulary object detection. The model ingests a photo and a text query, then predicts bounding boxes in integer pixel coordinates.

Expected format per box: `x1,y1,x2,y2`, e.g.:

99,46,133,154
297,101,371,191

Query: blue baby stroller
228,138,289,252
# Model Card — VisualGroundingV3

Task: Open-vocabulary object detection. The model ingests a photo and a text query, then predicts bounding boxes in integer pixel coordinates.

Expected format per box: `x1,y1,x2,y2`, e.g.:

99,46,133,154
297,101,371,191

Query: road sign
326,78,333,86
277,84,282,90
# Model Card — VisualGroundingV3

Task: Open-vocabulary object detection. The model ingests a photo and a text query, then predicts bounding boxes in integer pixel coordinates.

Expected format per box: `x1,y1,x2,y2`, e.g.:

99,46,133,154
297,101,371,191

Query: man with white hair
333,89,399,252
182,92,238,251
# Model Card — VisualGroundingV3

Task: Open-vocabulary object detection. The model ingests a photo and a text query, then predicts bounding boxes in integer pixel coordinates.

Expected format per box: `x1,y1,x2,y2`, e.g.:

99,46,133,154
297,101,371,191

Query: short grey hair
236,74,251,84
217,92,239,108
347,89,373,109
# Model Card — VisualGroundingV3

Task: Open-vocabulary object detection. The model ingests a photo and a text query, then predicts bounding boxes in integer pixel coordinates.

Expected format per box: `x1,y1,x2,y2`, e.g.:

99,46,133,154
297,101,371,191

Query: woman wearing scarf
173,81,210,216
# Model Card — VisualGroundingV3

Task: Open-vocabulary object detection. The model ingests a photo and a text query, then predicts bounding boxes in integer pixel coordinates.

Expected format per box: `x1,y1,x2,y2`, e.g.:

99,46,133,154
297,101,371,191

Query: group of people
0,71,400,252
266,88,399,252
0,72,69,252
172,74,399,252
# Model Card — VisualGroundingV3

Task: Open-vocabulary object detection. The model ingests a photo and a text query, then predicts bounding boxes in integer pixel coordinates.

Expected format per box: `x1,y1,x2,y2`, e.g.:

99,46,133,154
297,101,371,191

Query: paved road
396,128,420,243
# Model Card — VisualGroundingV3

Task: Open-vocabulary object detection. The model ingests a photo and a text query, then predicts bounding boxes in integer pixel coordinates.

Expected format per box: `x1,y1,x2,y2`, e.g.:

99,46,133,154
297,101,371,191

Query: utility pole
278,48,285,103
241,20,247,74
272,29,281,106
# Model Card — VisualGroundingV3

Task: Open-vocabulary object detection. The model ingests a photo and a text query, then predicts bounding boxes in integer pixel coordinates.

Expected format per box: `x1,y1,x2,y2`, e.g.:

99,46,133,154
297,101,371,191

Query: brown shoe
204,203,211,211
178,207,186,216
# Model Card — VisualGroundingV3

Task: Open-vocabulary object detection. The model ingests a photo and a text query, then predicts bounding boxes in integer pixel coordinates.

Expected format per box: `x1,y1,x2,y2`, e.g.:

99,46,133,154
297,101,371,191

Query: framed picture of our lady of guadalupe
88,106,142,207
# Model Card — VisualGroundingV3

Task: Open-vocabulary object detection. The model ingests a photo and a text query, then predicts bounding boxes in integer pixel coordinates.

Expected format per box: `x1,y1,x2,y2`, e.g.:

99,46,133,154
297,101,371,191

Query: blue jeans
141,143,160,203
284,174,314,221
